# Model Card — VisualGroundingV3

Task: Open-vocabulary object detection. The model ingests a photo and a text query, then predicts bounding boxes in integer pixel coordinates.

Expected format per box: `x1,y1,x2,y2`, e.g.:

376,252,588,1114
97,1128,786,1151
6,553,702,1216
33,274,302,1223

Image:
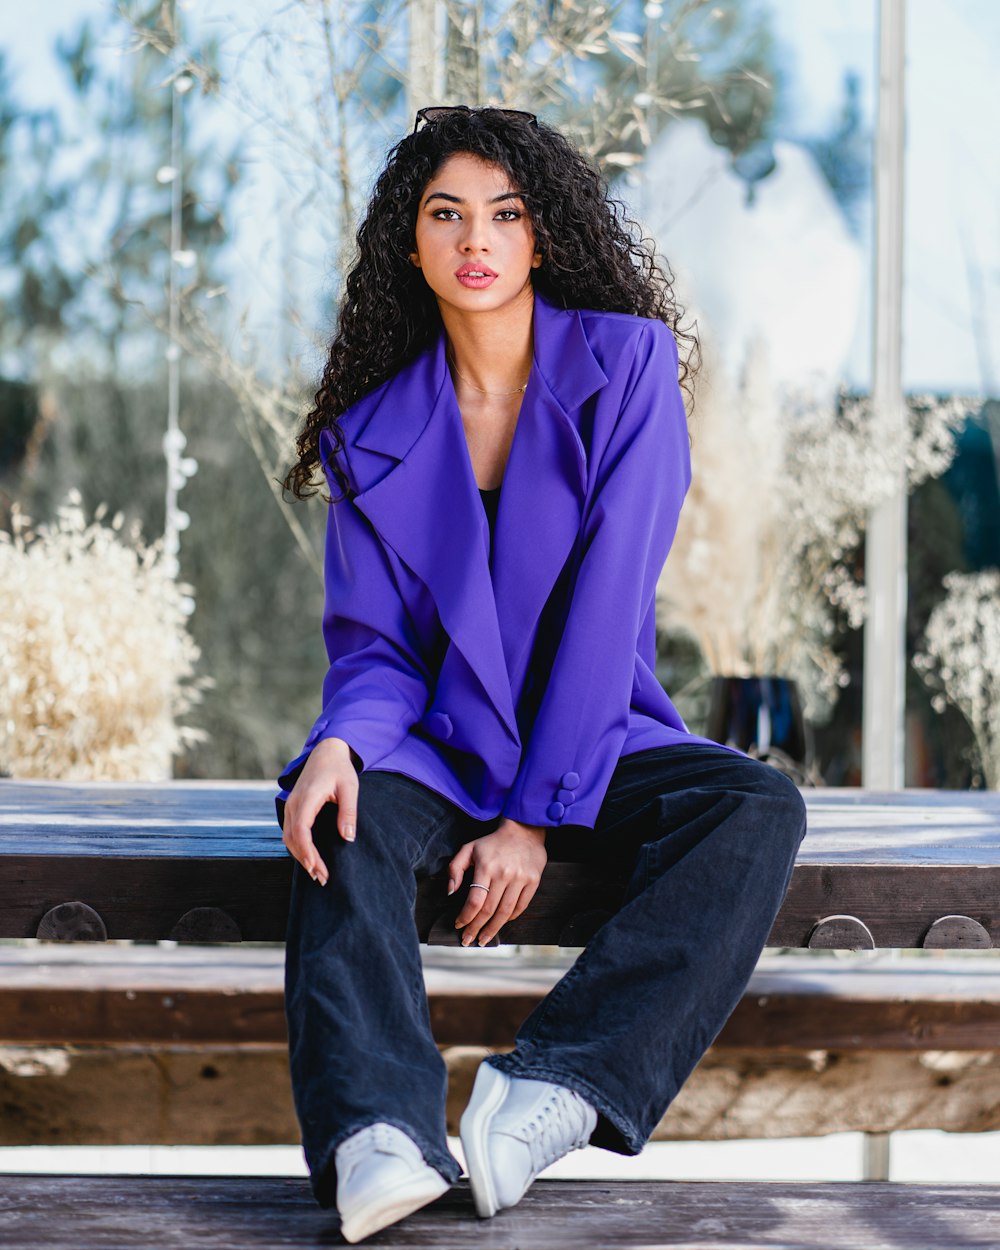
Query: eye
429,208,523,221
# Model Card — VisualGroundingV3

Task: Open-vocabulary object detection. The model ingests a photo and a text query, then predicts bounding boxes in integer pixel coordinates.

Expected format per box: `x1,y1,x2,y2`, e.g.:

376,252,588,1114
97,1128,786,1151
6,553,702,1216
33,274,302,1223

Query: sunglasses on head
412,105,538,133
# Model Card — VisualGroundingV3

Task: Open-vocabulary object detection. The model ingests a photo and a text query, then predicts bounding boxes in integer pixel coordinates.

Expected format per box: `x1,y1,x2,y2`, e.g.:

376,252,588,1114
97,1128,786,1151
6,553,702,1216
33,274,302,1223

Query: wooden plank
0,780,280,856
713,958,1000,1051
0,1047,300,1147
1,1175,999,1249
4,1041,1000,1146
768,865,1000,948
2,782,1000,946
4,853,1000,947
5,946,1000,1051
0,854,293,941
3,781,1000,862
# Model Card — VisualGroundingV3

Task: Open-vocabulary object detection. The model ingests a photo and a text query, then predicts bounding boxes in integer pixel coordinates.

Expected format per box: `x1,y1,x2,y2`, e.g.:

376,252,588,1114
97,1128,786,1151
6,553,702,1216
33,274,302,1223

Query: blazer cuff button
546,801,566,821
560,771,580,789
426,711,454,740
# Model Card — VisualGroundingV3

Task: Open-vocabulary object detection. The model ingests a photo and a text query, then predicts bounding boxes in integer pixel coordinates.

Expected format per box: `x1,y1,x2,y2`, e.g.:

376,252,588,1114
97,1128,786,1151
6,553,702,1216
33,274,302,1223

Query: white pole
160,71,197,597
163,71,183,584
862,0,907,790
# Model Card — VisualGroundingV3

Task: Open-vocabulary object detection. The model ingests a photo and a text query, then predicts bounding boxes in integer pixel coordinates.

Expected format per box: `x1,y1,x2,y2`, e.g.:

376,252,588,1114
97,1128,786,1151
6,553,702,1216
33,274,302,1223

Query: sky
2,0,998,394
630,0,1000,396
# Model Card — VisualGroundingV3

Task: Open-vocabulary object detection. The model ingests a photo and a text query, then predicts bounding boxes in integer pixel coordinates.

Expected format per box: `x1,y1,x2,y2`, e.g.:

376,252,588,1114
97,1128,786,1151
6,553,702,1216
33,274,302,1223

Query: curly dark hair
282,106,701,504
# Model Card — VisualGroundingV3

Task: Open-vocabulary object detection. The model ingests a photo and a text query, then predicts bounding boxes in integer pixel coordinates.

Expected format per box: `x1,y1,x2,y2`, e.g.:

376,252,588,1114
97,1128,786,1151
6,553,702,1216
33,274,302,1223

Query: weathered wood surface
5,1039,1000,1146
5,949,1000,1144
5,946,1000,1051
2,1175,1000,1249
2,781,1000,946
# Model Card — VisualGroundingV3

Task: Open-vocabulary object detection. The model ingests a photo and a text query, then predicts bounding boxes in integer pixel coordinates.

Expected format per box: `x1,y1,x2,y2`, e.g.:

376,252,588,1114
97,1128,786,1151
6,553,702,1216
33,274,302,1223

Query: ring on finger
468,882,490,892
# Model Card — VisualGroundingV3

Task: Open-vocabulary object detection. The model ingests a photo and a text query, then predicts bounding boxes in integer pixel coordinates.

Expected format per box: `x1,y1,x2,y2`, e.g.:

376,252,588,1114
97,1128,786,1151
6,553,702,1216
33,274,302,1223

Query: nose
459,211,492,254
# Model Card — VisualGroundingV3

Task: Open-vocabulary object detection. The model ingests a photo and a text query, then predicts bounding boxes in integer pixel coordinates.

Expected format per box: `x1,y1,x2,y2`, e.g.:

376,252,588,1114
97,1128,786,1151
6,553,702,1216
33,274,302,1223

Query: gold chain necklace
446,344,530,396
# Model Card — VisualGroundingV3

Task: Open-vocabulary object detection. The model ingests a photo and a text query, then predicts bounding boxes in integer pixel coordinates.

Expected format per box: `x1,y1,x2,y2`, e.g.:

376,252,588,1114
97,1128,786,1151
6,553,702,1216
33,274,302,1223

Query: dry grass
914,569,1000,789
658,327,981,726
0,490,212,780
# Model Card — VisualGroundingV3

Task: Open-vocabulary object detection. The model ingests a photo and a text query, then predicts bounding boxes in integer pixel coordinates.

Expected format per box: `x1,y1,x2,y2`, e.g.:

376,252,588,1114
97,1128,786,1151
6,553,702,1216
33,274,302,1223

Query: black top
479,485,501,566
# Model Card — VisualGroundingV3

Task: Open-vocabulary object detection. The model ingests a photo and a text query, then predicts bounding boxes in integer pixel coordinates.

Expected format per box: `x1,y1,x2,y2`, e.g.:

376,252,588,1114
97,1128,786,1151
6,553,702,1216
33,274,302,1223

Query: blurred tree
0,54,72,511
0,53,77,383
1,5,266,776
52,11,236,378
800,69,871,235
5,5,240,530
441,0,781,185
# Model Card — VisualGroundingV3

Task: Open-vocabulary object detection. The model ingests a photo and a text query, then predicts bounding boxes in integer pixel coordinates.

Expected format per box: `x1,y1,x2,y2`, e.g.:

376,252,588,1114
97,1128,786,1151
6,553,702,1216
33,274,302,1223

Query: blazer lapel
490,291,609,692
343,286,609,743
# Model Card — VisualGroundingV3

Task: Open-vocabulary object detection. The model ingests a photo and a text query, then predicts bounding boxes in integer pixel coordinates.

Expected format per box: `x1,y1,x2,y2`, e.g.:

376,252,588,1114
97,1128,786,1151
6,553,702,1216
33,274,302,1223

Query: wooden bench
2,780,999,949
3,779,1000,1246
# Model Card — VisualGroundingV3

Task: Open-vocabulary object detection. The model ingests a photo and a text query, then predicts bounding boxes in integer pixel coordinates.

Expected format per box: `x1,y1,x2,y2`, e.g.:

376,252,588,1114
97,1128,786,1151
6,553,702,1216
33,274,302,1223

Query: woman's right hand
281,736,360,886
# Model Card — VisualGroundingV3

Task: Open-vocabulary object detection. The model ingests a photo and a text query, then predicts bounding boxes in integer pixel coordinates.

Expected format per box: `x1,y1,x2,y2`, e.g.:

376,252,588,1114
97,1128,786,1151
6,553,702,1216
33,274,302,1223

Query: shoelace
338,1123,401,1163
518,1089,591,1173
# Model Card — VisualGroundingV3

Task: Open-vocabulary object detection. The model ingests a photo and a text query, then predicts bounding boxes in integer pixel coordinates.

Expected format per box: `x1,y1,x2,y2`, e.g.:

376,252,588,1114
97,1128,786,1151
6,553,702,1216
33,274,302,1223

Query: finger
454,879,494,930
459,897,496,945
306,847,329,885
447,843,475,896
282,790,333,884
283,777,326,842
457,871,510,940
508,881,538,923
335,771,359,844
283,823,328,885
473,888,521,946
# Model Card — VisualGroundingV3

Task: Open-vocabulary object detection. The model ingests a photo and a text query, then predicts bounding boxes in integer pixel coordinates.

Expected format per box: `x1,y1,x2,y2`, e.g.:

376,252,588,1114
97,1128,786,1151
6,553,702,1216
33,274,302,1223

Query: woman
277,104,807,1243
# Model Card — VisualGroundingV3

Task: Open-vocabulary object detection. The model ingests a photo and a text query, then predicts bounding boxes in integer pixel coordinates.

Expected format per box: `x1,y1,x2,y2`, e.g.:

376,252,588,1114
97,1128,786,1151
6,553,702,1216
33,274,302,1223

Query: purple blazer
276,285,747,830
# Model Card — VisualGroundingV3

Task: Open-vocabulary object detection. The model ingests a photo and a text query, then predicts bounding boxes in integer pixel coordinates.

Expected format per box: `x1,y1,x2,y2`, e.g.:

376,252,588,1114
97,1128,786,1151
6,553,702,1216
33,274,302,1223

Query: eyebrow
422,190,526,207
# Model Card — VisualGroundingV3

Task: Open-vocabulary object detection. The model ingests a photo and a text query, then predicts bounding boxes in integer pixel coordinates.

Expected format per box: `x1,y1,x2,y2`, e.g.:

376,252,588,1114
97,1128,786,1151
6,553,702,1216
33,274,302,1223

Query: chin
451,282,534,310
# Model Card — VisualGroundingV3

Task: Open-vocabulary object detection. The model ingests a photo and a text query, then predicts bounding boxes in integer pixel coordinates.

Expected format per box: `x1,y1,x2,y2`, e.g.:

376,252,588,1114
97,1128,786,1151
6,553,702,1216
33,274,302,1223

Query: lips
455,263,498,289
456,263,498,277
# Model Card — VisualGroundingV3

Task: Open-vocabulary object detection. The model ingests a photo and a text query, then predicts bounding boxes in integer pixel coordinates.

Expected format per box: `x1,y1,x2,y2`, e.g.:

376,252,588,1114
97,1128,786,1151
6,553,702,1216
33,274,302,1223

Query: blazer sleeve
276,429,430,793
499,319,692,830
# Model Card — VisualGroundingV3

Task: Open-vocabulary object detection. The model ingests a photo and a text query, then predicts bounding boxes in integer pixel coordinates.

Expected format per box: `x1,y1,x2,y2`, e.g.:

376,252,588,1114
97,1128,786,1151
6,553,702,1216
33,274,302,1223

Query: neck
439,285,535,396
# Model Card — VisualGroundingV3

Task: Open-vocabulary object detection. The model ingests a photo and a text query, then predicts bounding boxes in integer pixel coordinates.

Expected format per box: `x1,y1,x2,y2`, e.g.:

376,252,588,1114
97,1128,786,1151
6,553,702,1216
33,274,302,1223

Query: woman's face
408,151,542,314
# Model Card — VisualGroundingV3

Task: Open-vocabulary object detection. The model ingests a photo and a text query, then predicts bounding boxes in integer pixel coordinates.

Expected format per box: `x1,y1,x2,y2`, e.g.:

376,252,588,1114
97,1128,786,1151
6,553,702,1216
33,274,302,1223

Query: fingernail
447,883,455,896
343,826,355,842
462,936,472,947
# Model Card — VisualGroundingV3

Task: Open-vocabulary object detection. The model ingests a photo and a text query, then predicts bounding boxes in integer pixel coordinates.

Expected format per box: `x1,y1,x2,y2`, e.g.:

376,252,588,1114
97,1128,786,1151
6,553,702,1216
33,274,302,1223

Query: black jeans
279,743,808,1208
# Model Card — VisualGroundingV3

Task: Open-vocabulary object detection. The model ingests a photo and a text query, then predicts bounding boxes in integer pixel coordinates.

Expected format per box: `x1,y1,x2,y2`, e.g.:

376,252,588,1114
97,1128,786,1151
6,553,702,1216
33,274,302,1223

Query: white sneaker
459,1062,598,1218
334,1122,450,1243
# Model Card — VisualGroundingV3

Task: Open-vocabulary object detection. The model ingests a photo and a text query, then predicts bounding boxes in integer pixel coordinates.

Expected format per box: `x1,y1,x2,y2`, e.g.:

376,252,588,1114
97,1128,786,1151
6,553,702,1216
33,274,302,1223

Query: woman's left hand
447,819,548,946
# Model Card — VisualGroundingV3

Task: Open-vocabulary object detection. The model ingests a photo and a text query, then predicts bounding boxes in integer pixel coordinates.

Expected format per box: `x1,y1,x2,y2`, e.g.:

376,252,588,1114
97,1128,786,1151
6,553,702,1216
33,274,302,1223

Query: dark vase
705,675,812,770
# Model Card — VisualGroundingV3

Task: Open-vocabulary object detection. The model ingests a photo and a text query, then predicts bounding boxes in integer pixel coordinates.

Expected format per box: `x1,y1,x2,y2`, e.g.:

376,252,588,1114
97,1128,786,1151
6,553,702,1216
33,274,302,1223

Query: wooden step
3,945,1000,1050
0,1174,998,1248
4,948,1000,1145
